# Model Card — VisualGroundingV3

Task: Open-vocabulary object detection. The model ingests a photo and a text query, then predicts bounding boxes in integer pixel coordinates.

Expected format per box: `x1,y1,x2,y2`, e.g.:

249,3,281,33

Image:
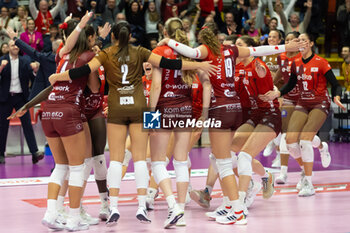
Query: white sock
305,176,312,184
147,187,158,198
262,171,269,178
238,191,246,203
222,196,229,205
228,199,243,212
57,195,65,209
301,165,304,171
69,207,80,218
205,185,213,195
166,195,176,209
47,199,56,213
138,195,146,209
178,203,185,211
110,196,119,212
280,165,288,175
99,192,108,204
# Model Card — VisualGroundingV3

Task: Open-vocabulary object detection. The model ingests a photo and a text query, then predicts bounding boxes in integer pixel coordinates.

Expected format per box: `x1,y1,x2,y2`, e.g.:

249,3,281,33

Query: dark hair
225,34,238,44
69,24,95,63
238,35,257,47
285,31,300,39
112,20,131,64
301,32,315,43
269,29,283,41
270,17,278,23
62,19,79,43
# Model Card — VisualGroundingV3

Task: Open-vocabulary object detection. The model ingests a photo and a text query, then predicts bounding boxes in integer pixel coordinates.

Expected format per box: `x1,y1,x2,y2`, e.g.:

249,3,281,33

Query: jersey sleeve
95,49,109,66
139,46,152,62
254,59,273,94
320,58,332,75
152,46,163,56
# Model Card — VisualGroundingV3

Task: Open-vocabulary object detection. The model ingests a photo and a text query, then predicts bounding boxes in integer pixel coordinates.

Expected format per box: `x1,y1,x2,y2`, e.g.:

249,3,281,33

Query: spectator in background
145,0,160,43
217,33,227,44
161,0,189,23
149,38,157,49
29,0,64,52
341,45,350,93
242,18,261,38
244,0,266,30
66,0,86,19
102,0,121,25
267,0,297,32
0,41,8,56
157,21,164,41
0,0,18,15
12,6,29,34
182,5,200,47
0,6,14,46
85,0,106,14
262,16,278,35
86,0,104,30
49,24,59,42
200,0,222,19
20,18,44,54
214,0,237,36
277,0,312,34
337,0,350,52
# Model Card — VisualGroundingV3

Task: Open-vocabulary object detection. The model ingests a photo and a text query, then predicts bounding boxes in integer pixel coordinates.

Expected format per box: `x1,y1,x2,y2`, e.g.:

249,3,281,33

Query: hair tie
201,26,209,30
59,22,68,30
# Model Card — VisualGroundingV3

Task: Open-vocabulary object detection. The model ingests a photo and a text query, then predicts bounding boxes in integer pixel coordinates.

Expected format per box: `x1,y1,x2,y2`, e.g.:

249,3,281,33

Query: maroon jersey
152,45,192,106
278,52,302,103
243,58,279,111
48,51,95,110
292,54,332,102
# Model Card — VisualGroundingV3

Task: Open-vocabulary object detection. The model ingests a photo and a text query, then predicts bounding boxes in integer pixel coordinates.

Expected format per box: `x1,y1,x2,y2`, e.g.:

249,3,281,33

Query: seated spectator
102,0,121,25
0,41,8,56
0,6,14,45
242,18,261,39
337,0,350,51
214,6,237,35
49,24,59,42
262,16,278,35
145,0,160,43
277,0,312,34
20,18,44,53
12,6,29,34
161,0,190,23
341,45,350,93
267,0,296,32
0,0,18,15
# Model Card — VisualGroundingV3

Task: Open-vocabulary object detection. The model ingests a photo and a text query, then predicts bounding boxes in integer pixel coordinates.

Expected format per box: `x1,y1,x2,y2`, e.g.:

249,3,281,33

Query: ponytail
198,22,221,56
113,21,131,64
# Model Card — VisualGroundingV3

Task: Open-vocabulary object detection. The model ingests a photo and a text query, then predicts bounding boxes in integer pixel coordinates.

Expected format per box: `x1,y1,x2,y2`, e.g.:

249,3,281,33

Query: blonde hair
199,22,221,56
165,18,196,86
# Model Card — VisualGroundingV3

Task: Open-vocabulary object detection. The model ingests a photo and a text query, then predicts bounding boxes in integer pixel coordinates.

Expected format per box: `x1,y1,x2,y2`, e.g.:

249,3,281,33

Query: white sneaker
215,209,247,225
57,206,68,224
106,209,120,227
276,174,288,184
245,179,262,208
261,172,275,199
99,202,110,221
271,152,281,168
176,213,186,226
263,140,275,157
80,206,99,225
205,203,231,220
296,170,305,190
42,211,65,230
146,188,158,210
65,216,89,232
298,179,315,197
164,204,184,229
319,142,331,168
136,207,151,223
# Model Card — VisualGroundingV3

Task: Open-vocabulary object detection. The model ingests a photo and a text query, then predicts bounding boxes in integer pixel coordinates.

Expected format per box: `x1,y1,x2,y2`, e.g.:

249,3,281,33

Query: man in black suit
0,39,43,164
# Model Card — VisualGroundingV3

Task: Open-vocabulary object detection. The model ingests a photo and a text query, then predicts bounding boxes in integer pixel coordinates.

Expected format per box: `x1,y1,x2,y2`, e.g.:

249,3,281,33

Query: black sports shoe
32,151,44,164
0,156,5,164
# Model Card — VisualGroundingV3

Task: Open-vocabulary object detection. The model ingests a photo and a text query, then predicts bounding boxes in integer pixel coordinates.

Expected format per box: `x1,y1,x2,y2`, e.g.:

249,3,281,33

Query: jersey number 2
121,64,129,84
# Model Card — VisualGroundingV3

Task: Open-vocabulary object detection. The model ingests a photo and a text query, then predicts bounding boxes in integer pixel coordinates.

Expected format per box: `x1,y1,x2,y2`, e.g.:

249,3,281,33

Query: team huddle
9,11,345,232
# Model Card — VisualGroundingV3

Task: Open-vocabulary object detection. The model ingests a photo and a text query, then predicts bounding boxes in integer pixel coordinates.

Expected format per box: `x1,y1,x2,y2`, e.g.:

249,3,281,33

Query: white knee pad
92,154,107,180
69,164,85,187
107,161,122,189
237,152,253,177
273,132,282,146
279,133,288,154
312,135,321,148
122,149,132,167
216,158,234,180
151,161,170,184
300,140,314,163
49,164,69,186
146,157,152,171
209,153,218,174
287,142,301,159
83,158,93,181
187,154,192,169
173,159,189,182
230,151,238,169
134,161,149,189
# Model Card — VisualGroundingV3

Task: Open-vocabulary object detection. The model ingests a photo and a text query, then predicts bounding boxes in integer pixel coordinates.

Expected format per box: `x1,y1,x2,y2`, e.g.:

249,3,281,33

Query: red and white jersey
243,58,279,111
142,75,152,106
292,54,331,101
48,51,95,108
278,52,301,102
152,45,192,106
206,44,240,108
234,62,251,108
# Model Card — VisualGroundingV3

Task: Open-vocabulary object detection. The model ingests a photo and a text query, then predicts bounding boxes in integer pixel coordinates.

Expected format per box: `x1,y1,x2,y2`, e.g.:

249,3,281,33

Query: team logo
143,110,161,129
281,110,288,118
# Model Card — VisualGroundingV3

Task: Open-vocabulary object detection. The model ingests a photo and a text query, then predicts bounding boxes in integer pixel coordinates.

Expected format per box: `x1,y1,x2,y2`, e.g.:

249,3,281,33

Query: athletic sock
57,195,65,210
166,195,176,209
69,207,80,218
280,165,288,175
178,203,185,211
238,191,246,204
138,195,146,209
47,199,56,213
228,199,243,212
99,192,108,204
262,170,269,178
205,185,213,195
110,196,119,212
305,176,312,184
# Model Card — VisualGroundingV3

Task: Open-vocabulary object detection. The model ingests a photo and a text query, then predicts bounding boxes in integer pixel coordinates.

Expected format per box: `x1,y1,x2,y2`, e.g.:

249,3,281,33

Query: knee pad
187,154,192,168
151,161,169,184
92,154,107,180
49,164,69,186
312,135,321,148
146,157,152,171
273,132,282,146
209,153,218,174
287,142,301,159
216,158,234,180
69,164,85,188
237,152,253,177
230,151,238,169
107,161,122,189
300,140,314,163
173,159,189,182
83,158,93,181
122,149,132,167
279,133,288,154
134,161,149,189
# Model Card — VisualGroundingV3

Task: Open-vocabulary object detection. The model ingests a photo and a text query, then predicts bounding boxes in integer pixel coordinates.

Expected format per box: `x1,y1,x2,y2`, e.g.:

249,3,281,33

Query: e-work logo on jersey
143,110,161,129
